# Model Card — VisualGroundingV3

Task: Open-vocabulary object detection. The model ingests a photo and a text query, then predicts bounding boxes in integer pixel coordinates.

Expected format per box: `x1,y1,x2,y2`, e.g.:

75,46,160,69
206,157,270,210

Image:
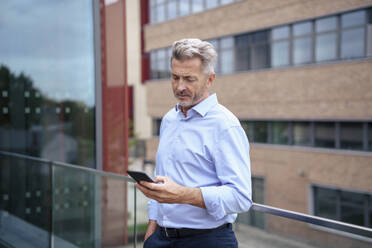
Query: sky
0,0,96,106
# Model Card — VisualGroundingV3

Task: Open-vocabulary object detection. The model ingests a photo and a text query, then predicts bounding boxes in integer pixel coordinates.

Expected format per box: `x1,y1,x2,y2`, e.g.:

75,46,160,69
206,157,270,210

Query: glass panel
253,122,268,143
150,52,158,79
0,0,96,166
206,0,219,9
271,41,289,67
220,37,234,49
220,50,234,74
252,31,269,44
240,120,253,141
179,0,190,16
251,44,270,69
157,4,166,22
342,10,366,28
293,122,311,146
191,0,204,13
316,16,338,32
315,122,335,148
167,0,178,20
314,187,338,220
340,122,363,150
0,153,136,248
272,26,289,40
369,123,372,151
316,33,337,61
272,122,289,145
293,21,312,36
341,28,365,59
150,5,157,23
235,34,250,71
293,37,312,64
221,0,234,4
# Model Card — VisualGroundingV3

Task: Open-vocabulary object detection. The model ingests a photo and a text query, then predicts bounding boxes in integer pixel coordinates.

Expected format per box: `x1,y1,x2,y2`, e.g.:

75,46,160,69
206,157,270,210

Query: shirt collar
175,93,218,117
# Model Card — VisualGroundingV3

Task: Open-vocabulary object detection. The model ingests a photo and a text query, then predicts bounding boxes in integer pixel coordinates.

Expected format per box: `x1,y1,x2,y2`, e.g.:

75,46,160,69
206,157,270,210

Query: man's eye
186,78,196,82
172,76,179,80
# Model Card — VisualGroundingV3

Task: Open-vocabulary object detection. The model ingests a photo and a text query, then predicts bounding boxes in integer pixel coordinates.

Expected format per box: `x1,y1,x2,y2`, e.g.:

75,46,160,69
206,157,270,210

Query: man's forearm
182,187,206,209
144,220,158,241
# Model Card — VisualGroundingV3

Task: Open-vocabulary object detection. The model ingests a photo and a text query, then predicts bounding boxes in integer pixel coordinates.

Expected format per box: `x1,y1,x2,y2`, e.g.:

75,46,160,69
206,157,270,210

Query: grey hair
171,38,217,74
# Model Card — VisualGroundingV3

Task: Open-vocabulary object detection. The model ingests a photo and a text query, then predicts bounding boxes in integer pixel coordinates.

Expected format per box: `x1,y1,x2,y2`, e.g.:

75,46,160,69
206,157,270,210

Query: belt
159,223,230,238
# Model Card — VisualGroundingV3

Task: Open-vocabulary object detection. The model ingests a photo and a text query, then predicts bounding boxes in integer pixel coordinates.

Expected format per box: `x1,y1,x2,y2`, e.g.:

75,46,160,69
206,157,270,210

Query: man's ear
206,72,216,88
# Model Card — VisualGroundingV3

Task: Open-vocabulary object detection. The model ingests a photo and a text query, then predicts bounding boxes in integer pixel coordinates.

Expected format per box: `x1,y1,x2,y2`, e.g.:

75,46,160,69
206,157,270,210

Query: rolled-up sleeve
200,126,252,220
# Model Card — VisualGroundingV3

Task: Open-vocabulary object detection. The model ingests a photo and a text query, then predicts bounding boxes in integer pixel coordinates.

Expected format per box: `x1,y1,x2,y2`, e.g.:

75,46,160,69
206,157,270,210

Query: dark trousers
143,224,238,248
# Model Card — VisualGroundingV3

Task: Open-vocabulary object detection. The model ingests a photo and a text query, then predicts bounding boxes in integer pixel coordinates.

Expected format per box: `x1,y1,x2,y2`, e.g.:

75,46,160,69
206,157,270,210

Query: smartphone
127,170,154,183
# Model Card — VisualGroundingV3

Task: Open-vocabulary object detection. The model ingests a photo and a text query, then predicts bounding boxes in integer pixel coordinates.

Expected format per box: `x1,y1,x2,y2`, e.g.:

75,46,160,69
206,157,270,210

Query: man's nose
176,80,186,91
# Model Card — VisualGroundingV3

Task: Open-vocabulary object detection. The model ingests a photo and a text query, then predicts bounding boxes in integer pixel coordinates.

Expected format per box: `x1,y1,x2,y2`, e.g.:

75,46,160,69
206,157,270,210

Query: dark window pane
167,0,177,20
252,31,269,44
315,122,335,148
340,122,363,150
251,44,270,69
314,187,338,220
316,16,337,32
152,118,162,136
293,122,311,146
272,26,289,40
293,37,312,64
293,21,312,36
240,120,252,141
272,122,289,144
341,191,365,205
179,0,190,16
369,123,372,151
340,191,365,226
341,28,365,59
316,33,337,62
271,41,289,67
254,122,268,143
235,34,250,71
342,10,366,28
191,0,204,13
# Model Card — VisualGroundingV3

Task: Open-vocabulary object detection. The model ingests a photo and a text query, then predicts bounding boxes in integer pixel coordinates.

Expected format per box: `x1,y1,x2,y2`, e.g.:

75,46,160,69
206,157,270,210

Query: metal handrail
0,150,134,182
1,150,372,241
252,203,372,239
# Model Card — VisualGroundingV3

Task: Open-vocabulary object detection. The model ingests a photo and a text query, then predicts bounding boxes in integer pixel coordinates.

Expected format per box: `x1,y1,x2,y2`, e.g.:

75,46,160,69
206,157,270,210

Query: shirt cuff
200,186,226,220
147,199,158,221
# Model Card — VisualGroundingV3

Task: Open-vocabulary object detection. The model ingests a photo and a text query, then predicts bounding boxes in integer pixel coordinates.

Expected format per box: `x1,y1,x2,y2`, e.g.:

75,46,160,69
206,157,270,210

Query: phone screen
127,170,154,183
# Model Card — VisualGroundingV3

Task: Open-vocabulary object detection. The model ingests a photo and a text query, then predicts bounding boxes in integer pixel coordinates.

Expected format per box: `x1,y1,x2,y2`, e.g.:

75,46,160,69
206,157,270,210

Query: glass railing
1,151,371,248
0,151,137,248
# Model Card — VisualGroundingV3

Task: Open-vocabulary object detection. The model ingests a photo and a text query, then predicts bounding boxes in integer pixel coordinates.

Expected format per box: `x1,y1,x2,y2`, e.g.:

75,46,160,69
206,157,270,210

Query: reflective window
251,31,270,69
240,120,253,141
220,37,234,74
153,118,162,136
156,2,166,22
272,122,289,144
316,16,338,32
168,0,178,20
293,122,311,146
341,28,365,58
271,41,289,67
340,191,365,226
179,0,190,16
272,26,290,40
315,122,335,148
191,0,204,13
293,37,312,64
206,0,219,9
316,33,337,61
340,122,363,150
341,10,366,28
293,21,312,36
253,121,268,143
314,187,338,220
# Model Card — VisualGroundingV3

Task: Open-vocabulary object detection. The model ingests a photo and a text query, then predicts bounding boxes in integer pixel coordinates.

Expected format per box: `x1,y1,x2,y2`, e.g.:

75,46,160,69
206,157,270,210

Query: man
136,38,252,248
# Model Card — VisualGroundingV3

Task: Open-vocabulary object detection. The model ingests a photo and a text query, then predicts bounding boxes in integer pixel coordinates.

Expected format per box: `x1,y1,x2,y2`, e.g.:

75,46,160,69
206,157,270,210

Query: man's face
171,57,215,111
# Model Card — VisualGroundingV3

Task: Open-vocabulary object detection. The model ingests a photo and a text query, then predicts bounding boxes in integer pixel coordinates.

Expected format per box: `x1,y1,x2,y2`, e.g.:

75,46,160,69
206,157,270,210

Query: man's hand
135,176,206,208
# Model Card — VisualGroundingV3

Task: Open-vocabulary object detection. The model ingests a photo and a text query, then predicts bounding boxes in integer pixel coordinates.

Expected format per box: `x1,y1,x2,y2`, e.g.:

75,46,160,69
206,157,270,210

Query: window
341,10,366,59
271,26,290,67
313,186,372,228
220,37,234,74
153,118,162,136
179,0,190,16
206,0,218,9
150,47,171,80
253,121,268,143
167,0,178,20
240,120,253,141
315,122,335,148
315,16,338,62
272,121,289,145
191,0,204,14
251,31,270,69
235,34,250,71
340,122,363,150
293,122,312,146
293,21,313,64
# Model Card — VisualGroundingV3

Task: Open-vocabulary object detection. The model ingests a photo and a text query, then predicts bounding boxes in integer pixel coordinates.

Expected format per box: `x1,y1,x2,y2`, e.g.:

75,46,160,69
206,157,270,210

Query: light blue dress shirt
148,93,252,229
